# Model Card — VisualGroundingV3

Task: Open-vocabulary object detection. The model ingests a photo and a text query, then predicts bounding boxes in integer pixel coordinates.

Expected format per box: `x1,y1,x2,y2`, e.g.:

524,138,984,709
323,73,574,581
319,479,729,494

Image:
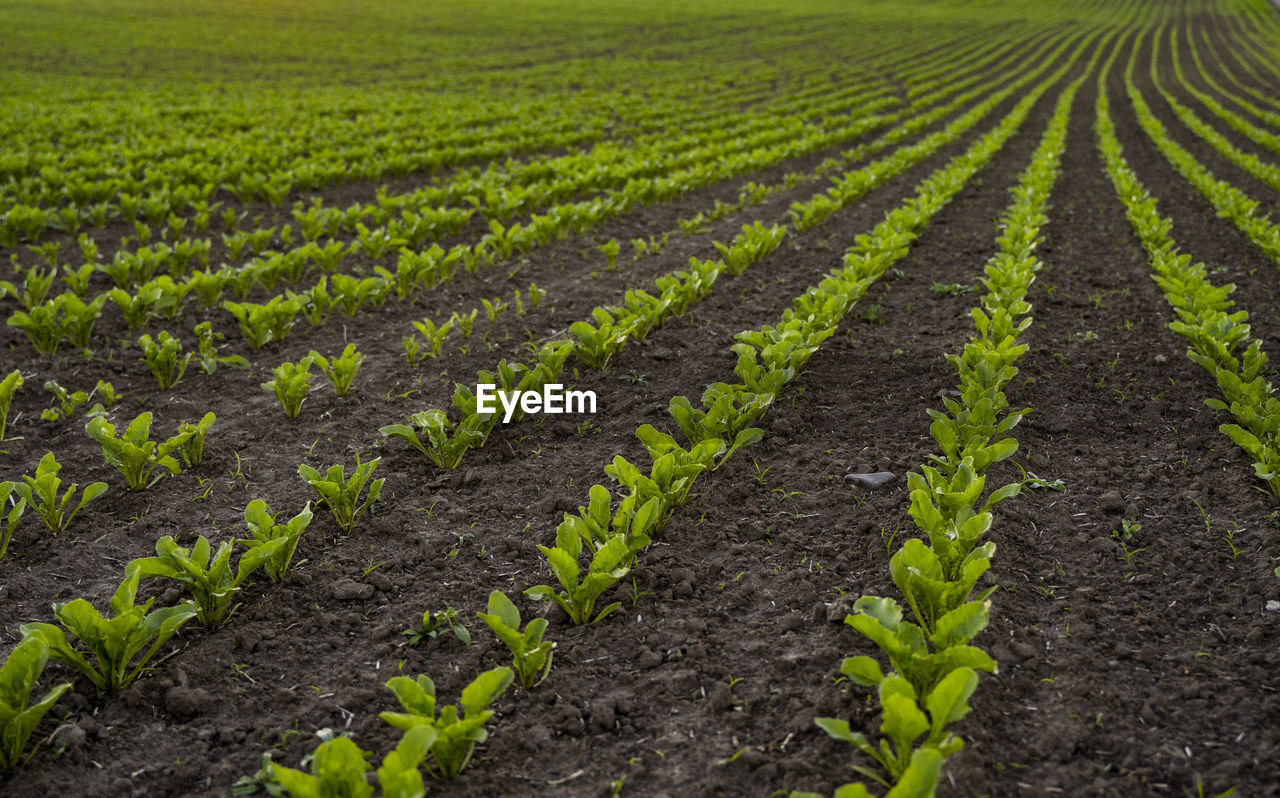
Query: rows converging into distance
2,0,1279,795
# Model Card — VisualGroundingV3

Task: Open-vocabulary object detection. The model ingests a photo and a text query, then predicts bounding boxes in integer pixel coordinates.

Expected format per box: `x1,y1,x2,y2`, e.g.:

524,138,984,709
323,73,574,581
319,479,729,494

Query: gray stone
165,686,214,719
1266,600,1280,613
51,723,86,750
845,471,896,489
330,579,374,601
1099,490,1124,514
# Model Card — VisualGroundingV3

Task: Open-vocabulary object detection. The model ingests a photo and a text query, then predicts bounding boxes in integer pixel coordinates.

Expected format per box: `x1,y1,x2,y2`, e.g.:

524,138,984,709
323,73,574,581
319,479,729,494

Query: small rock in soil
165,686,213,719
810,602,827,624
1098,490,1124,514
588,702,616,733
845,471,896,489
636,646,662,669
51,723,86,750
669,670,698,694
826,595,856,623
709,683,734,711
1008,640,1038,663
330,579,374,601
1266,600,1280,613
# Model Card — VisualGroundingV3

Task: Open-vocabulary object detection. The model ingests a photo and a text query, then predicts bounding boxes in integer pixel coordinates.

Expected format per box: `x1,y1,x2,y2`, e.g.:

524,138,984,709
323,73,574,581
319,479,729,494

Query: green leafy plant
13,452,107,535
138,330,192,390
298,456,384,533
814,666,972,789
224,295,301,349
379,666,514,779
193,321,249,375
379,410,485,470
40,379,88,422
477,590,555,688
0,635,73,770
7,297,62,354
330,273,389,316
525,522,647,625
1112,519,1141,541
262,356,314,419
176,411,216,468
930,282,975,297
19,573,197,693
0,481,27,559
107,282,164,329
85,411,193,490
451,309,477,339
598,238,620,269
236,499,314,582
90,380,118,410
528,283,546,308
0,370,22,446
309,344,363,397
127,534,279,627
404,606,471,648
259,726,437,798
480,297,507,329
403,317,453,365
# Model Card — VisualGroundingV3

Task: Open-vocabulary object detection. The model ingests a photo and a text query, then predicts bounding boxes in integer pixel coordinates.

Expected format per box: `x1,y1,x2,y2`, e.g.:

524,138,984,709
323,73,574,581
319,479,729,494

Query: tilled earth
2,21,1279,798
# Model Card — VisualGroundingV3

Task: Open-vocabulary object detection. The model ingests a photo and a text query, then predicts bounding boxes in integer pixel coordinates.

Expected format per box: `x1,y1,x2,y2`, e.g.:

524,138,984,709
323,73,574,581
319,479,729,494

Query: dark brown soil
2,15,1279,798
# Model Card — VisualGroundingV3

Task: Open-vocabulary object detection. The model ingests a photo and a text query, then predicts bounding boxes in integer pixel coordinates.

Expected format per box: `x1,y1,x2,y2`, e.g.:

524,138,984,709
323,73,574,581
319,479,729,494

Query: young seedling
40,380,88,422
813,666,979,793
1223,524,1246,561
298,456,384,533
525,523,646,625
451,309,477,339
309,344,363,397
527,282,546,308
481,297,507,328
599,239,621,269
177,412,216,468
86,380,119,416
262,356,314,419
379,666,514,779
85,411,193,491
379,410,485,470
13,452,107,535
137,330,192,390
0,370,22,445
20,573,198,693
236,500,314,582
193,321,249,375
404,606,471,648
403,317,454,365
0,636,73,770
259,727,436,798
0,480,26,557
477,590,555,688
126,534,280,627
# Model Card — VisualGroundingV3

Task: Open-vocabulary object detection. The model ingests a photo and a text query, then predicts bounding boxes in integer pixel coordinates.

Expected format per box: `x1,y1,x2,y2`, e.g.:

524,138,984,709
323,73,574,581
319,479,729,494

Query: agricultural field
2,0,1280,795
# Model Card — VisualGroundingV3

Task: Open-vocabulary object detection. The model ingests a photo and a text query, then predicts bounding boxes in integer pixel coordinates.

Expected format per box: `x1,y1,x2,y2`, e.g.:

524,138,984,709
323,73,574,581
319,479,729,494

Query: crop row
0,12,994,247
374,31,1089,475
0,16,1096,789
1098,38,1280,500
795,34,1095,797
213,30,1099,795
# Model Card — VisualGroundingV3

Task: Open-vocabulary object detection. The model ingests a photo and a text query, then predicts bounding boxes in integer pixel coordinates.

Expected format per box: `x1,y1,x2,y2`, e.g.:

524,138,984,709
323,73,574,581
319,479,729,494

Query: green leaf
924,666,978,741
460,667,513,716
839,656,885,687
